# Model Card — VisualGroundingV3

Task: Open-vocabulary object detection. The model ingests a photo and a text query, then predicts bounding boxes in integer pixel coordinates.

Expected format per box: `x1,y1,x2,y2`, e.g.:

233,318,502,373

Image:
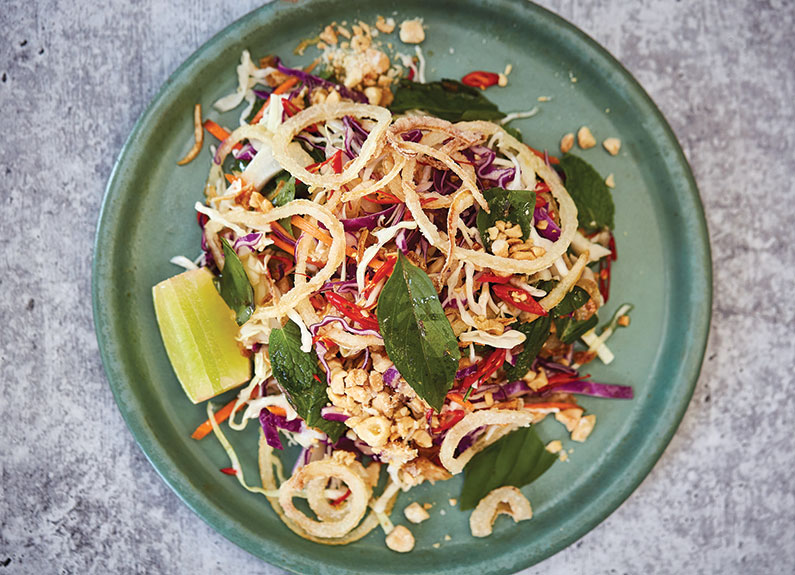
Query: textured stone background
1,0,794,573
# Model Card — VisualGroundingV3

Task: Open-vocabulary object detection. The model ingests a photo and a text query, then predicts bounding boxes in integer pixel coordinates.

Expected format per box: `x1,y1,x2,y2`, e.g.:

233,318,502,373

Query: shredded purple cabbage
321,406,351,422
341,204,399,231
544,381,634,399
401,129,423,143
534,357,579,376
233,232,262,254
534,206,562,241
275,60,367,103
461,145,516,188
342,115,369,158
259,409,302,450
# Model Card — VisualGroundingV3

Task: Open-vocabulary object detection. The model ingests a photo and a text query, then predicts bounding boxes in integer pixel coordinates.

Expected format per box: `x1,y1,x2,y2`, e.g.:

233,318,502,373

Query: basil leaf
558,154,615,231
476,187,536,252
267,174,296,235
551,286,590,317
554,314,599,344
268,320,345,441
504,316,552,381
377,252,459,410
219,238,255,325
503,125,523,143
390,79,506,123
460,426,556,510
270,174,296,207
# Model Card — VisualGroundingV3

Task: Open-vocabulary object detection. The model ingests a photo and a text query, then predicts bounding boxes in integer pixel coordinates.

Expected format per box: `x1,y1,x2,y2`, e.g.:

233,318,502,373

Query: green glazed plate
92,1,711,573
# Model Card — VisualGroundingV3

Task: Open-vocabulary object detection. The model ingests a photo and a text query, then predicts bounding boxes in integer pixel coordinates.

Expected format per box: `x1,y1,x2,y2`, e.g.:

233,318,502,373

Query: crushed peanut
545,440,563,454
403,502,431,524
399,18,425,44
602,137,621,156
386,525,415,553
554,408,582,432
577,126,596,149
605,173,616,188
375,15,396,34
448,498,458,506
571,414,596,442
560,132,575,154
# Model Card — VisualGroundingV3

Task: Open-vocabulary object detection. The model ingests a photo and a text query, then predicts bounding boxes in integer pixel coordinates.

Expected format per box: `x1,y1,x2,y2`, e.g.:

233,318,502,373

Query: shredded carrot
447,392,474,411
304,58,320,74
270,220,294,240
250,77,301,124
291,215,385,268
266,405,287,417
203,119,231,142
270,235,297,255
523,402,583,411
191,397,242,440
274,76,299,95
224,173,240,184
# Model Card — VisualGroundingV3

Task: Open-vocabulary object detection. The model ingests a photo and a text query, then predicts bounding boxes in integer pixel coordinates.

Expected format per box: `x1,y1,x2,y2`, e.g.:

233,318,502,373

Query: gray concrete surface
1,0,794,573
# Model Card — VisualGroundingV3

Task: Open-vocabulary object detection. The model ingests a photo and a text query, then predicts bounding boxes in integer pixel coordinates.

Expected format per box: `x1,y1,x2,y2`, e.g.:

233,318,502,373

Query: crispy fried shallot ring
439,410,534,474
469,486,533,537
273,103,391,188
258,437,397,545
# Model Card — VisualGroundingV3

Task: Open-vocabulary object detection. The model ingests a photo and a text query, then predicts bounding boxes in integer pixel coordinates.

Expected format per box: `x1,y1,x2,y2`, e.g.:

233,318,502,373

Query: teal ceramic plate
93,1,711,573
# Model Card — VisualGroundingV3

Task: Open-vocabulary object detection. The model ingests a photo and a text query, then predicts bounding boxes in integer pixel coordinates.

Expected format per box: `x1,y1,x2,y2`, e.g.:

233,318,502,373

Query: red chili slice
474,272,512,284
326,292,380,332
461,71,500,89
461,348,508,391
432,409,466,433
491,284,548,316
526,145,560,165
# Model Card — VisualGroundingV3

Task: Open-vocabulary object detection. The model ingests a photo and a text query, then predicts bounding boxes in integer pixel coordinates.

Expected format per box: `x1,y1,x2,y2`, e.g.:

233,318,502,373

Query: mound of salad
153,17,633,552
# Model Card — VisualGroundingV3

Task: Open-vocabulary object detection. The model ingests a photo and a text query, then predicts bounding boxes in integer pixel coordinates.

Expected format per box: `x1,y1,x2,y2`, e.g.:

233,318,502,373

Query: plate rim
92,1,713,573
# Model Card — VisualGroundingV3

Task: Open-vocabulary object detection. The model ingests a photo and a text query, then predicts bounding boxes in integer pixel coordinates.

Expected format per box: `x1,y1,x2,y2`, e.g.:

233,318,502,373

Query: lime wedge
152,267,251,403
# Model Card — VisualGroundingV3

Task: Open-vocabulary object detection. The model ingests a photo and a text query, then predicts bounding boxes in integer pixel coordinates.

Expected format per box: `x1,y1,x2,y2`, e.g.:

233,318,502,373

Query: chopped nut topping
571,414,596,442
491,238,509,258
319,25,338,45
545,440,563,454
560,132,575,154
555,408,582,432
399,18,425,44
403,502,430,524
375,15,396,34
386,525,415,553
602,137,621,156
577,126,596,149
605,173,616,188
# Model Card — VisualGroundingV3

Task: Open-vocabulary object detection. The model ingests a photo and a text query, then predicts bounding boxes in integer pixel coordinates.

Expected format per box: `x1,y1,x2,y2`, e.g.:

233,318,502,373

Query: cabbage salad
153,18,634,552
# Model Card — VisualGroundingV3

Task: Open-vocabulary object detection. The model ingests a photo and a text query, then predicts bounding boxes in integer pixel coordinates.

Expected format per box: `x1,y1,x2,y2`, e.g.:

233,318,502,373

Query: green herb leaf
270,174,296,207
460,426,556,510
268,320,345,441
267,174,296,235
554,314,599,344
377,252,459,410
390,79,506,123
558,154,615,231
551,286,590,317
503,125,523,143
219,238,255,325
475,187,536,252
504,316,552,381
